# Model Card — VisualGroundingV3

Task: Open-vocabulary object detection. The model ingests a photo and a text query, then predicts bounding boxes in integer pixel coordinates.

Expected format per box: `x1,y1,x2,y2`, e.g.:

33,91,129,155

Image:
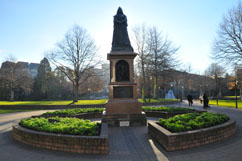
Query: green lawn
209,99,242,108
0,101,73,105
138,98,178,103
224,96,241,99
0,100,107,105
0,98,177,106
0,109,37,114
74,99,108,105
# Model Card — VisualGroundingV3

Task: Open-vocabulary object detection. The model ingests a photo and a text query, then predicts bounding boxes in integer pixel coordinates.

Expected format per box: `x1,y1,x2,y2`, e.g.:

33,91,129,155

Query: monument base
105,99,142,114
102,112,147,127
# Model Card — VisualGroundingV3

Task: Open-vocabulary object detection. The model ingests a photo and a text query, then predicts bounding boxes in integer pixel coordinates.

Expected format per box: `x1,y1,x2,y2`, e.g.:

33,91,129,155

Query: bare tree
204,63,225,103
0,57,33,101
213,2,242,67
47,25,99,102
132,24,149,100
146,27,179,98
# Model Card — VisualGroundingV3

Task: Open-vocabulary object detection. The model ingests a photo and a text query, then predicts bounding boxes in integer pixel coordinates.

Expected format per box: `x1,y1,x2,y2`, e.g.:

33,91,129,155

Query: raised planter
148,120,236,151
145,110,205,119
12,123,109,155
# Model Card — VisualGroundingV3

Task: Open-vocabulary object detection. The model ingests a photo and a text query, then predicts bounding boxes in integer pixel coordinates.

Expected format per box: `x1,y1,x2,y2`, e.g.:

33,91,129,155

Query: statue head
117,7,123,15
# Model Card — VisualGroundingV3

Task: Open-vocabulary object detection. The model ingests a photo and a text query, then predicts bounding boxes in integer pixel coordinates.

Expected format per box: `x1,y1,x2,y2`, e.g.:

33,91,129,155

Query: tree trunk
240,88,242,100
141,59,146,102
10,90,14,102
153,75,157,98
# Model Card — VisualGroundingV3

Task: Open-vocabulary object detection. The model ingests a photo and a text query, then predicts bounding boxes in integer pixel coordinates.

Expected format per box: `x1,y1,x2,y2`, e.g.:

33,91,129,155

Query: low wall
12,123,109,155
148,120,236,151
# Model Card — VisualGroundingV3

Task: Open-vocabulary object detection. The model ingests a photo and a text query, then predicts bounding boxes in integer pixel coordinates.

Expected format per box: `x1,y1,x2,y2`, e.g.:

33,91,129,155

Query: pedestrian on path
187,94,193,106
203,94,210,109
199,94,203,104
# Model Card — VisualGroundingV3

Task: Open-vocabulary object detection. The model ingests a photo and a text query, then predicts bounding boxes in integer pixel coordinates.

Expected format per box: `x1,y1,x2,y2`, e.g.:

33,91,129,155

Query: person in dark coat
203,94,210,109
187,94,193,106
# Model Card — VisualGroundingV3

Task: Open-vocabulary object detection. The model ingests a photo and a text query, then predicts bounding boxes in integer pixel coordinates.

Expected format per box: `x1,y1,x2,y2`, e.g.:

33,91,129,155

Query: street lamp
88,88,91,99
235,80,238,109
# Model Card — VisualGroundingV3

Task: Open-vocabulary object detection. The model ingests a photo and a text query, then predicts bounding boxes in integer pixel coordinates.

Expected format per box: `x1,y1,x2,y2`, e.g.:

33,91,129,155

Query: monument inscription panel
113,86,133,98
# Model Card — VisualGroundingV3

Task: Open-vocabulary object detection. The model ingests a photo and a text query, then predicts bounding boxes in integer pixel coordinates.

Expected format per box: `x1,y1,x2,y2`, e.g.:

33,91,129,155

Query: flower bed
13,119,109,154
43,108,104,116
148,112,236,151
158,112,229,132
143,106,202,118
20,117,99,136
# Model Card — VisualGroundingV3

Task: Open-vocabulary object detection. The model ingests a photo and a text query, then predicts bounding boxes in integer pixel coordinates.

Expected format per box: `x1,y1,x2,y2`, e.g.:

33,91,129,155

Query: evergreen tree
33,58,52,100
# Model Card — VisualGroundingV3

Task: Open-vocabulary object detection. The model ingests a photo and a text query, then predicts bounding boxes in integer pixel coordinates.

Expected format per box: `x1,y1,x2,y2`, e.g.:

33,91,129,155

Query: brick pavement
0,103,242,161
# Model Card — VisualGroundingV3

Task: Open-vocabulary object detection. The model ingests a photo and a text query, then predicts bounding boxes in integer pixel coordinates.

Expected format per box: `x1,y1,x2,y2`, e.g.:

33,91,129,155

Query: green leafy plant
19,117,99,136
43,108,104,116
158,112,229,133
142,106,195,112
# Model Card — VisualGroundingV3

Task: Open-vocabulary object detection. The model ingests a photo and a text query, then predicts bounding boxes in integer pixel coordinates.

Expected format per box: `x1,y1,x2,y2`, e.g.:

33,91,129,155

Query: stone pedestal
102,51,147,126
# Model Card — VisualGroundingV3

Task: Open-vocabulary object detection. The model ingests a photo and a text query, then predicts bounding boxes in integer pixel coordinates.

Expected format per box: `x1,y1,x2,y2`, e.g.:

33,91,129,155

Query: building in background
0,61,39,77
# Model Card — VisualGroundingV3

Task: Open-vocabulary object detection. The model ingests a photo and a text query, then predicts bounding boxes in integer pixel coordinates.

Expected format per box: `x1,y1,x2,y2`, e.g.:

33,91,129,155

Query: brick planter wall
12,123,109,155
148,120,236,151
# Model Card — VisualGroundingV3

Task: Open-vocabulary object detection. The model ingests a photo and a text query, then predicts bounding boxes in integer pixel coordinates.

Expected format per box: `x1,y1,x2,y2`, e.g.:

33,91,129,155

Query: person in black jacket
203,94,210,109
187,94,193,106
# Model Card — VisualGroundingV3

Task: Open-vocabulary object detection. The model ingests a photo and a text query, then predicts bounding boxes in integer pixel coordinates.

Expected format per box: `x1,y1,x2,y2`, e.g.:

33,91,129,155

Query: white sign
120,121,130,126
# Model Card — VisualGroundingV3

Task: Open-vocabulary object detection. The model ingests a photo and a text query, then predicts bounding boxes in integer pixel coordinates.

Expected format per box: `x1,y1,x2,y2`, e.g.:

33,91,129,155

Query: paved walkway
0,103,242,161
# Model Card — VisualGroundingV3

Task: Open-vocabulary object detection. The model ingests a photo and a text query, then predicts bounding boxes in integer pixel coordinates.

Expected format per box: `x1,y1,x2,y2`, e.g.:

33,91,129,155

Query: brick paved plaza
0,102,241,161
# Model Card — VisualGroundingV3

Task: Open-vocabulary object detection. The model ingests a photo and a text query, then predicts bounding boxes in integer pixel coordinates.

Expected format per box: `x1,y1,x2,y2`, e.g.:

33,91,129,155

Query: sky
0,0,241,73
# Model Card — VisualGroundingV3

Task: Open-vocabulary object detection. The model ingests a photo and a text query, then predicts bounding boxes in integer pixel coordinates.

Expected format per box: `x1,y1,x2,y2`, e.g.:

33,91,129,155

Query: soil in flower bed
19,117,100,136
42,108,104,116
142,106,196,112
158,112,229,133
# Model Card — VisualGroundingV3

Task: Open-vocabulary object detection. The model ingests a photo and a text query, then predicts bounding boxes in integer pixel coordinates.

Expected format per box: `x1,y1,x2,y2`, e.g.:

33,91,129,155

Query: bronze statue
111,7,133,52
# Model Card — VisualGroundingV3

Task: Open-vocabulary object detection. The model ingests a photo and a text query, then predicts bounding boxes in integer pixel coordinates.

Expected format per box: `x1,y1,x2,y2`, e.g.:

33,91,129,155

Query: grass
209,100,242,108
138,98,178,103
0,98,176,106
0,100,107,105
0,109,37,114
224,96,241,99
20,117,99,136
159,112,229,133
74,99,107,105
0,101,73,105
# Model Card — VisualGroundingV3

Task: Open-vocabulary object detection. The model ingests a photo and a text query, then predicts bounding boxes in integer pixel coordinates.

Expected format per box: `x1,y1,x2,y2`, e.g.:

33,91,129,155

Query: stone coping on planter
148,119,236,151
12,123,109,155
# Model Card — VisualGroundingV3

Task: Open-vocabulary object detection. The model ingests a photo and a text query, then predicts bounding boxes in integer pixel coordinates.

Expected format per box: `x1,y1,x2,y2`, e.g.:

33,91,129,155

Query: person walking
199,94,203,104
203,94,210,109
187,94,193,106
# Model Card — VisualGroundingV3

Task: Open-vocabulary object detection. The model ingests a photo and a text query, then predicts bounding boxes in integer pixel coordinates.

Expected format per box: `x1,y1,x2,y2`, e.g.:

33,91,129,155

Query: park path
0,103,242,161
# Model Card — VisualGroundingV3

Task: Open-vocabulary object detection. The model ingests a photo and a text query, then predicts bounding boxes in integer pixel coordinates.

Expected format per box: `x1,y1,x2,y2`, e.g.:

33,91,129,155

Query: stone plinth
102,112,147,127
105,99,142,114
102,51,147,126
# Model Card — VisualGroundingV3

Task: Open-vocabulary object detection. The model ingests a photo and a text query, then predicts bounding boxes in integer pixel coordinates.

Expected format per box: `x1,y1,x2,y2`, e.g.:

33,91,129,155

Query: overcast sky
0,0,241,73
